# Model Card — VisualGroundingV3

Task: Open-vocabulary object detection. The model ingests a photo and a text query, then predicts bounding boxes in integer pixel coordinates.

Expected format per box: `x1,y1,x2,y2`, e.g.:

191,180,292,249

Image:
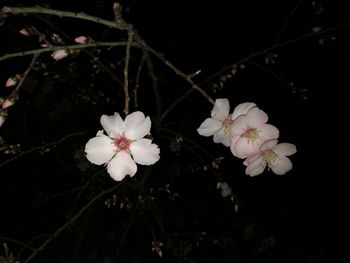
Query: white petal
100,113,125,138
243,153,261,166
229,135,240,156
107,151,137,181
246,107,268,127
259,124,280,141
273,143,297,156
245,156,266,176
260,139,278,152
230,115,249,136
85,134,115,165
231,102,256,120
130,138,160,165
233,137,260,159
211,98,230,121
197,118,222,136
213,129,230,146
124,111,151,140
271,155,293,175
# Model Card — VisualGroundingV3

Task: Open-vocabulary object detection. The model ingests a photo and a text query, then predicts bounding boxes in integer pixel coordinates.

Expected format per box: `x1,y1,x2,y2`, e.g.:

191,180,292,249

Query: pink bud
5,75,20,87
51,49,69,60
19,28,31,36
41,43,49,47
74,36,88,44
6,78,17,87
2,99,15,109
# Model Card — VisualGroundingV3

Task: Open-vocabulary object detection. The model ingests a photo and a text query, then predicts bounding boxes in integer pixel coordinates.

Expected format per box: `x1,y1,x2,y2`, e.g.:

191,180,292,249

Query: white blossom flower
197,98,256,146
243,139,297,176
230,107,279,158
85,111,160,181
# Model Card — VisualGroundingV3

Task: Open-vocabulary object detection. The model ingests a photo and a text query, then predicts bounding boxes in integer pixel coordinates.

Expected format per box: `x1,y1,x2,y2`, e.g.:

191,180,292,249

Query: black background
1,0,348,262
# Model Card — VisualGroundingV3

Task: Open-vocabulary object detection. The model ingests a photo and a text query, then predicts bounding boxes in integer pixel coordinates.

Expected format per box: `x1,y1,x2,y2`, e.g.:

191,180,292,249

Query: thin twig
0,54,38,116
28,12,125,87
135,35,214,104
133,52,146,108
2,5,215,104
69,168,105,216
0,237,35,252
23,182,123,263
32,187,83,208
246,61,293,86
204,22,350,84
123,33,133,115
273,0,306,44
160,89,193,121
2,6,116,28
0,132,86,168
15,54,39,92
144,51,162,129
0,42,128,62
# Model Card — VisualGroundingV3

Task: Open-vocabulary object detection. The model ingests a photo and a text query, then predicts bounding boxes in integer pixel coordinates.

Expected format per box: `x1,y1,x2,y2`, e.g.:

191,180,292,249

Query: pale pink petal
246,107,268,127
100,112,125,138
74,36,88,44
258,124,279,141
197,118,222,136
85,134,115,165
1,99,15,109
5,77,18,87
230,115,249,136
211,98,230,121
272,143,297,156
231,102,256,119
129,138,160,165
107,151,137,181
51,49,68,60
124,111,151,140
260,139,278,152
271,155,293,175
243,152,261,166
213,128,230,146
233,137,260,159
245,156,266,176
229,135,240,156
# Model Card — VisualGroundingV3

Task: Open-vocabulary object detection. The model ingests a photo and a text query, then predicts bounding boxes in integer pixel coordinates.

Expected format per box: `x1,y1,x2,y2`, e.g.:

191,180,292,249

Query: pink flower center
222,115,233,134
241,128,259,143
114,136,131,152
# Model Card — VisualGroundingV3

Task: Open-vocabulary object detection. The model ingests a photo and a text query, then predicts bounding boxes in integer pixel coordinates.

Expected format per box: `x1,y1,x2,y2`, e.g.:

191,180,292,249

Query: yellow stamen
262,150,279,169
241,128,259,143
222,114,233,134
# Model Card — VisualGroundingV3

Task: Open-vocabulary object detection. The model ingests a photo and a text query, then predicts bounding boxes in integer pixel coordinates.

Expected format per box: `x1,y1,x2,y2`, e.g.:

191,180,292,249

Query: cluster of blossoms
197,98,296,176
85,111,160,181
19,27,90,61
84,100,296,180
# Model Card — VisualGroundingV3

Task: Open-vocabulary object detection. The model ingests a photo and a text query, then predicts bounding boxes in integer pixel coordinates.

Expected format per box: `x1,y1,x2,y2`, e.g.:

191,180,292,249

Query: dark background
1,0,348,262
